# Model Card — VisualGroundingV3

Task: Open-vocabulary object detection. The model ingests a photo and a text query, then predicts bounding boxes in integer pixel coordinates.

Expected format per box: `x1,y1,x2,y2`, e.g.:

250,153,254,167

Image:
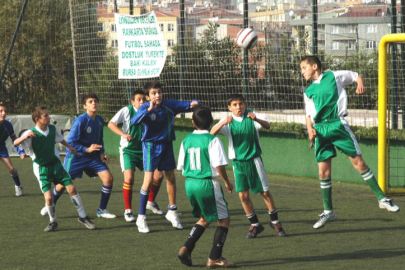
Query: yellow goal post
378,33,405,195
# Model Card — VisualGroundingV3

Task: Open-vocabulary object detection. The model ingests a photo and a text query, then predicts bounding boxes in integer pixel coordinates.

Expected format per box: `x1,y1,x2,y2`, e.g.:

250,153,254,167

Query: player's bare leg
239,191,263,238
260,190,285,236
147,169,164,215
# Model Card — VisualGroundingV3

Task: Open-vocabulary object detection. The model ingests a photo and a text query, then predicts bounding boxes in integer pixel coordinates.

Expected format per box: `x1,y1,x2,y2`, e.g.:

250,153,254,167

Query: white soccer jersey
109,106,137,150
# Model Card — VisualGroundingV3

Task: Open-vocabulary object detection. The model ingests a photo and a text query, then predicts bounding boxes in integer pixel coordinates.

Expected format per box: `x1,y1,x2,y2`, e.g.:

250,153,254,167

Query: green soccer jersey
31,125,59,166
177,130,228,179
304,70,358,122
124,105,142,155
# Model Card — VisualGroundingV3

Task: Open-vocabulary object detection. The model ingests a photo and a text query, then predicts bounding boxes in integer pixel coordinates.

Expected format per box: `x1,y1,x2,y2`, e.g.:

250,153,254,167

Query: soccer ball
236,28,258,49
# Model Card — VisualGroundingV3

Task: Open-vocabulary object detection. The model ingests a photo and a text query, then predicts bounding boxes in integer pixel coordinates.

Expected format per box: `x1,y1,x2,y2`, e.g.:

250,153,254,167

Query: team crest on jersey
86,127,92,133
150,113,156,121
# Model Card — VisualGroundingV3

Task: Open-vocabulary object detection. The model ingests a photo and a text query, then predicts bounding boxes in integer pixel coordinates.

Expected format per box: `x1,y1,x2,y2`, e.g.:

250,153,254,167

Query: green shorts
120,150,143,172
314,119,361,163
185,178,229,223
232,157,269,194
35,160,73,193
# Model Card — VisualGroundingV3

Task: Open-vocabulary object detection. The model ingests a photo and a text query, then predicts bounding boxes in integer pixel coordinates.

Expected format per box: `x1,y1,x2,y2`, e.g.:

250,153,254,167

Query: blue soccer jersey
0,120,25,157
130,99,194,143
66,112,105,158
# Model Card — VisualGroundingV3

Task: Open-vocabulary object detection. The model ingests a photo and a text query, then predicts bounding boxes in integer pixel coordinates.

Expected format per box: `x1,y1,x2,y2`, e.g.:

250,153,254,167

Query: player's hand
356,85,366,95
20,153,26,160
308,127,317,141
122,134,133,142
224,182,233,193
69,146,77,155
101,154,110,164
223,116,233,125
25,131,36,139
86,144,102,153
148,100,156,112
247,112,256,120
190,101,200,108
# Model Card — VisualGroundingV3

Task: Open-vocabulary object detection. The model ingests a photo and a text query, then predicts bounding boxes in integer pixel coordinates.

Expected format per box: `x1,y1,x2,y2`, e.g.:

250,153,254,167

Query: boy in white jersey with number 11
300,55,399,229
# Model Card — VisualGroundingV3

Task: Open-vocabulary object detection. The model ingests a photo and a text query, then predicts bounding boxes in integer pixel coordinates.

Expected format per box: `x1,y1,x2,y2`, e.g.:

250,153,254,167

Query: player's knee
10,167,17,175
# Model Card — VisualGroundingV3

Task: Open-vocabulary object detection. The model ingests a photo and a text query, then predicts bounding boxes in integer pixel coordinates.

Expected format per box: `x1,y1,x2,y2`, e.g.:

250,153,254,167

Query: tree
0,0,76,114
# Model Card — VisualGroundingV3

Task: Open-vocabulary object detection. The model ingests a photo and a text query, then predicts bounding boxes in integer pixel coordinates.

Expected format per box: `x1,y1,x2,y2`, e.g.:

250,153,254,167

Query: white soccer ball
236,28,258,49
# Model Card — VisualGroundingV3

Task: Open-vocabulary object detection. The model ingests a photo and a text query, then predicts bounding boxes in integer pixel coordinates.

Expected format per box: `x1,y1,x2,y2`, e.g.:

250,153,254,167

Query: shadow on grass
236,248,405,267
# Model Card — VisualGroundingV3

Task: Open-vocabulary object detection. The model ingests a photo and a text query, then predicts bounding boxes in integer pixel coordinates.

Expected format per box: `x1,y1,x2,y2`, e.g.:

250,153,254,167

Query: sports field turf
1,157,405,269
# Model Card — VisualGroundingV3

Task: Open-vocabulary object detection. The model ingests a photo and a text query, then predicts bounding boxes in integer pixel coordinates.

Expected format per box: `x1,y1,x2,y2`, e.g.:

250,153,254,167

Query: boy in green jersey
14,106,96,232
211,94,286,238
177,106,235,268
300,55,399,229
108,90,164,222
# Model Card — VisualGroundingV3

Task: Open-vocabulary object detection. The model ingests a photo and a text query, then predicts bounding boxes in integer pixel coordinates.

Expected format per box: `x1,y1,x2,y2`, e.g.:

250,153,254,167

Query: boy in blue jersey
301,55,399,229
64,93,116,218
108,90,164,222
177,106,235,268
15,106,96,232
0,103,25,196
130,81,200,233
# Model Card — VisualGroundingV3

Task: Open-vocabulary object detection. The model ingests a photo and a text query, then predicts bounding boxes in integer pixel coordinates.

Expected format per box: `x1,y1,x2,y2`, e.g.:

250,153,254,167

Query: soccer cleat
40,206,49,216
270,222,286,237
136,215,150,233
96,209,117,219
313,212,337,229
44,221,59,232
178,246,192,266
206,257,236,268
146,202,164,215
165,210,183,229
15,186,24,197
379,198,400,213
78,216,97,230
124,209,136,222
246,223,264,239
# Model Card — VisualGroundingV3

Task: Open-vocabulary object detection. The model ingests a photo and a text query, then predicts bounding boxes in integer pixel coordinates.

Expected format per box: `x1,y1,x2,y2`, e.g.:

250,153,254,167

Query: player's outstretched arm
216,165,233,193
61,140,77,155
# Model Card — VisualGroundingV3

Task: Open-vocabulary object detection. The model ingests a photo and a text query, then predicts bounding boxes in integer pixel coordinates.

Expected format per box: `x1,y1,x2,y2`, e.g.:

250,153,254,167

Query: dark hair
131,90,145,100
192,106,213,130
31,106,47,123
0,103,6,108
227,93,245,106
144,81,163,95
82,93,99,105
300,55,322,71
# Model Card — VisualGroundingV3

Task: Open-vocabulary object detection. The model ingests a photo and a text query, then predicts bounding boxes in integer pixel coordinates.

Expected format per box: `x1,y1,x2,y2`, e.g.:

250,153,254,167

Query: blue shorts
142,141,176,172
64,152,109,179
0,145,9,158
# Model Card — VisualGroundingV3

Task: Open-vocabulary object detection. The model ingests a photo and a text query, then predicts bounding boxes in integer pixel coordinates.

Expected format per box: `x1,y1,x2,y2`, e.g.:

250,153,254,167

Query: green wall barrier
104,126,378,184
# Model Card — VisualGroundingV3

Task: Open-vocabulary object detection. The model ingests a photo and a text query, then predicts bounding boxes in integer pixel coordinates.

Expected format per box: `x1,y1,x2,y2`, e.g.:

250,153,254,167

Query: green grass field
1,157,405,270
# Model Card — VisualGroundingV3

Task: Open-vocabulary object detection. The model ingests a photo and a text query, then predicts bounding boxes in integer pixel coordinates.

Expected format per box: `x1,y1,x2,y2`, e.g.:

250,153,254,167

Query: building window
348,25,356,33
331,26,339,34
332,41,339,50
168,23,174,32
168,39,174,47
366,41,376,49
159,23,164,32
111,40,118,48
348,42,355,50
366,24,377,33
111,24,116,32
